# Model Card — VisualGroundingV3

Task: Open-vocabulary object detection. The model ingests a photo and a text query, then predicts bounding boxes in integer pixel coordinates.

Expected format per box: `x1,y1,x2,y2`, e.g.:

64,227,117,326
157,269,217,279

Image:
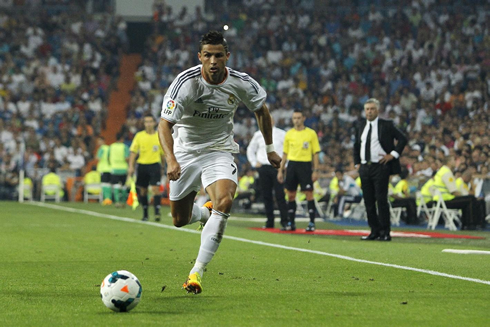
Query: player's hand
277,170,284,183
379,154,394,165
312,171,318,182
267,151,281,169
166,159,181,181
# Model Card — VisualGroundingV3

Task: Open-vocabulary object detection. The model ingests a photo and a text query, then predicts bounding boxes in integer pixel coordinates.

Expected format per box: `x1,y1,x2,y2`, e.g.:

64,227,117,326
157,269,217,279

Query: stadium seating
84,183,103,203
41,184,62,203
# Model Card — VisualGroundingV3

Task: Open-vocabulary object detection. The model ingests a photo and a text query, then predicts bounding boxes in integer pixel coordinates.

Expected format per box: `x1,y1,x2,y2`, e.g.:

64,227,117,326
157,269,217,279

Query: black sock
307,200,316,224
287,201,296,225
154,195,161,215
139,194,148,217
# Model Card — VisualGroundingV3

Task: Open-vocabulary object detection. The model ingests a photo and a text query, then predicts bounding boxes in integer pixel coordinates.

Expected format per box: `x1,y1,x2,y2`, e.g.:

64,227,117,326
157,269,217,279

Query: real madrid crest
227,94,237,105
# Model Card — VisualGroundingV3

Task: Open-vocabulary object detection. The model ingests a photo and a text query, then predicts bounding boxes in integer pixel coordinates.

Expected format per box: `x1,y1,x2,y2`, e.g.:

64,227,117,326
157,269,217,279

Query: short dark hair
400,166,409,179
144,112,155,121
200,31,229,53
116,131,124,141
293,109,304,115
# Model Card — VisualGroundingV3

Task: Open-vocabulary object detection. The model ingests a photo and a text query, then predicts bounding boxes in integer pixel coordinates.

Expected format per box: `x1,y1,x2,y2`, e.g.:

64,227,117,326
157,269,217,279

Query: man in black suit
353,98,408,241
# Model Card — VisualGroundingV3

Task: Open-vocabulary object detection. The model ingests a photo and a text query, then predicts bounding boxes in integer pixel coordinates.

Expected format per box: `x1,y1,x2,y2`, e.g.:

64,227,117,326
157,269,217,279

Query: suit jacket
353,118,408,175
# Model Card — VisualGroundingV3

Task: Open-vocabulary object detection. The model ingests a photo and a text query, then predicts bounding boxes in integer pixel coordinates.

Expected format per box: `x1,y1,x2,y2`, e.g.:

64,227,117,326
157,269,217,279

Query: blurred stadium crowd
1,0,489,207
140,0,490,188
0,0,127,199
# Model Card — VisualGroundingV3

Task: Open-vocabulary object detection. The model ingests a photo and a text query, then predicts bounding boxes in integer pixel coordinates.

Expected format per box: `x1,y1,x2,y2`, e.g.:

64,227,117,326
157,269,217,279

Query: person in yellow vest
323,174,340,218
417,172,436,207
23,176,33,200
433,156,483,229
109,131,130,208
96,136,112,204
277,109,321,232
42,167,64,200
355,176,362,189
390,167,418,224
84,166,101,197
234,169,255,209
128,112,165,222
329,174,339,197
313,180,327,202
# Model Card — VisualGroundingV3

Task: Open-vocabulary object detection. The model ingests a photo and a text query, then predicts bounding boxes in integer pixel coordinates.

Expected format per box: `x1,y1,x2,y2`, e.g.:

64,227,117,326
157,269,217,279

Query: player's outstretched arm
254,104,281,168
158,118,181,181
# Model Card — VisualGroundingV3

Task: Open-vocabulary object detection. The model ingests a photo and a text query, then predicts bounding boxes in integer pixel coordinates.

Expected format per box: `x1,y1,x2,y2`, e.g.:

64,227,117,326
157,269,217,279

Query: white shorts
169,151,238,201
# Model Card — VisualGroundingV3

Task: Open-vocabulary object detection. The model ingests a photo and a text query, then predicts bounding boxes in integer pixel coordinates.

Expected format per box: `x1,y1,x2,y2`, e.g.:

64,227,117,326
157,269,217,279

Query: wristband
265,144,275,153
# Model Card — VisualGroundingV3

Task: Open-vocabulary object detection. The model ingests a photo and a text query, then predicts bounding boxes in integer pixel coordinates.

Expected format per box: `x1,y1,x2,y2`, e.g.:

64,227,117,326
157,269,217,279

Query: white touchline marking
29,202,490,286
443,249,490,255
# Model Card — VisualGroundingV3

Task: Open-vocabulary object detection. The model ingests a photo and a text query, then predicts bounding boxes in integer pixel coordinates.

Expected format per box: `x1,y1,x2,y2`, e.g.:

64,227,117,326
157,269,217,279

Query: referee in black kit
247,118,288,229
354,98,407,241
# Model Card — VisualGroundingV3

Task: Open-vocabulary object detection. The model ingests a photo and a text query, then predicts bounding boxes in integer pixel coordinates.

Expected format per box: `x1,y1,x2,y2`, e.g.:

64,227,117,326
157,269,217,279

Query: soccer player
128,112,165,221
158,31,281,294
96,136,112,204
109,131,130,208
277,109,321,232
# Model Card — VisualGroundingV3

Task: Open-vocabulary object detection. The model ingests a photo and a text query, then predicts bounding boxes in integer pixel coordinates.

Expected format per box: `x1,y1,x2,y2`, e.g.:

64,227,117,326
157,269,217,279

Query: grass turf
1,201,489,326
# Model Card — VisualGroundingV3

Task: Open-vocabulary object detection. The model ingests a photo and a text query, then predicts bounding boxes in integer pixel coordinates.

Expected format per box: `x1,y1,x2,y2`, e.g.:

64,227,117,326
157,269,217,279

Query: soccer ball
100,270,142,312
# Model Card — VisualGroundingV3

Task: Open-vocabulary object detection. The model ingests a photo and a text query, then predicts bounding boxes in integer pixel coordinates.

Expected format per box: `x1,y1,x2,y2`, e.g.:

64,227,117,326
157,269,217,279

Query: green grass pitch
1,201,489,326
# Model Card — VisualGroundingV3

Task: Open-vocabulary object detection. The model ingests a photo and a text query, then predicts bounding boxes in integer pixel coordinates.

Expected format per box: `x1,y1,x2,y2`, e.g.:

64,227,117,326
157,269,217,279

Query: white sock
189,261,206,277
190,211,228,276
189,204,211,224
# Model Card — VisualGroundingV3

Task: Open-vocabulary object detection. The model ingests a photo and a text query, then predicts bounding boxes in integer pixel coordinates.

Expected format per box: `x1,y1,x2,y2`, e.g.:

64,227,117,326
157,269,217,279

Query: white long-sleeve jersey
161,65,266,153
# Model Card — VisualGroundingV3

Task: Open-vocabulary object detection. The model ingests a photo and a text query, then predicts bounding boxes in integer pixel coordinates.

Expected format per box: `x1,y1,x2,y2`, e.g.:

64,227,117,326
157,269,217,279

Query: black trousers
258,165,288,227
445,195,484,230
391,198,418,224
359,163,391,234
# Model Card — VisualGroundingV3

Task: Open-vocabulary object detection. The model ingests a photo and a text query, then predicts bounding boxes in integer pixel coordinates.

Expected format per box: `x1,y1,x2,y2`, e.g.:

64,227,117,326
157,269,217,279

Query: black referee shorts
136,163,161,188
101,172,111,184
111,174,127,186
285,161,313,192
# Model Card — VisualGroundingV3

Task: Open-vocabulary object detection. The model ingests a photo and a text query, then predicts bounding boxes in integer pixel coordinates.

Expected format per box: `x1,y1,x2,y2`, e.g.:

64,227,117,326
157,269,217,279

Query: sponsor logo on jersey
192,107,226,119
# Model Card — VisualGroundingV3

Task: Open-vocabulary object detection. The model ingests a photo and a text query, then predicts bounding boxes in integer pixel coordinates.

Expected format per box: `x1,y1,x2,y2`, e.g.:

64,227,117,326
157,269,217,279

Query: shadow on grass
96,296,224,315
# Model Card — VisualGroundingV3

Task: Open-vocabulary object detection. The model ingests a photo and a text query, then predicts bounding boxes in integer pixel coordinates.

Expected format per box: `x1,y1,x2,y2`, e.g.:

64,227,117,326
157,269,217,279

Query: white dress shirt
247,126,286,167
360,117,399,164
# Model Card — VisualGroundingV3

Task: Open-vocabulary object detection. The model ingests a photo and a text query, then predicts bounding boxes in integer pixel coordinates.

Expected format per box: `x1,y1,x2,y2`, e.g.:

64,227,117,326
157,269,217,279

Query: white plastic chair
41,184,61,203
416,191,434,223
23,183,33,201
388,199,403,226
428,188,461,231
343,199,366,221
84,183,103,203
